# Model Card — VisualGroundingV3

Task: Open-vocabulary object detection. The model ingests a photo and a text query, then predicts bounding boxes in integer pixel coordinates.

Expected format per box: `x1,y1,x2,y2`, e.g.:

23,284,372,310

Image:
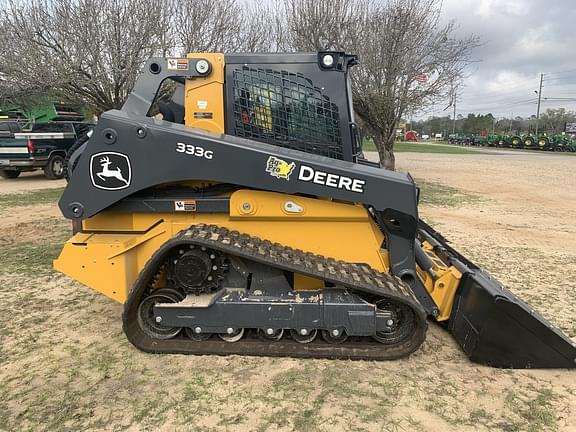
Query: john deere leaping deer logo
97,156,129,184
90,152,132,190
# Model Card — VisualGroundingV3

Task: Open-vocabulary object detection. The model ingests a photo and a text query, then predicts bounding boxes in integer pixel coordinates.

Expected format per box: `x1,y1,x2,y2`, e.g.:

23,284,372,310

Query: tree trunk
374,133,396,170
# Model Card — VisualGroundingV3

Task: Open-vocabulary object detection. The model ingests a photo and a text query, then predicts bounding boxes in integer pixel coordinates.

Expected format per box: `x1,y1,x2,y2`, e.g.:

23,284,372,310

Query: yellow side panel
54,190,389,304
54,225,169,303
184,53,225,133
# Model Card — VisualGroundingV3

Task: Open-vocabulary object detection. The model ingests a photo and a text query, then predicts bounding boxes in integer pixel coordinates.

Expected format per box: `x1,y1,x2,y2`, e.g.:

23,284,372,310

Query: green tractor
497,135,511,147
510,135,523,148
535,135,553,151
0,99,84,128
550,134,575,152
473,135,489,146
486,134,503,147
522,135,537,150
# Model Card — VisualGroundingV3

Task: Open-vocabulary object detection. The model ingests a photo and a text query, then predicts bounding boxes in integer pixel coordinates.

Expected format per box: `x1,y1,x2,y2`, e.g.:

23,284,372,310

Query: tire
44,154,65,180
537,137,549,150
64,132,91,182
0,169,21,179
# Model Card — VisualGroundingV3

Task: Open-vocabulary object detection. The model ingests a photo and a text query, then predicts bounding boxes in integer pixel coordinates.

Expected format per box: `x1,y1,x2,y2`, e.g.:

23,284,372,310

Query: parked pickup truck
0,121,93,179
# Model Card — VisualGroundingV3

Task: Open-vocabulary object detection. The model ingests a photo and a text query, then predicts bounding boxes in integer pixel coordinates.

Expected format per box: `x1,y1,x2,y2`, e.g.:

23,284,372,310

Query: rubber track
123,224,428,360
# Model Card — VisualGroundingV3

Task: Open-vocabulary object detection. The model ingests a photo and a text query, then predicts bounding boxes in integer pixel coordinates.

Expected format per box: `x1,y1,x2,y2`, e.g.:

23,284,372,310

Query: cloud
425,0,576,118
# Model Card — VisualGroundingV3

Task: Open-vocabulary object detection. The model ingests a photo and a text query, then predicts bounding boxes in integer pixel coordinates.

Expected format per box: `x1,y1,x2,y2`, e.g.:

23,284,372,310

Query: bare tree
0,0,172,113
280,0,479,170
350,0,480,169
539,108,576,134
237,2,283,52
282,0,367,51
1,0,479,169
171,0,240,53
170,0,276,54
0,0,278,113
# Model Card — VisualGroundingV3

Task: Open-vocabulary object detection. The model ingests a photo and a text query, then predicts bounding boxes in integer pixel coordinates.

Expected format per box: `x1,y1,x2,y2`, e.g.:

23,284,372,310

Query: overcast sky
425,0,576,120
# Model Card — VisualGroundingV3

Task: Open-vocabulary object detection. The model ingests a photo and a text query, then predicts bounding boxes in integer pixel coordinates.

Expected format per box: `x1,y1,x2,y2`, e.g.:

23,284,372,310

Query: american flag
414,73,428,83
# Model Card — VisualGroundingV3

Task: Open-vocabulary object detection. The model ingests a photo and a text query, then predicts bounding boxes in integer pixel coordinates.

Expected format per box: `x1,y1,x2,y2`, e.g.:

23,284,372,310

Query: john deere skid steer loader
54,52,576,368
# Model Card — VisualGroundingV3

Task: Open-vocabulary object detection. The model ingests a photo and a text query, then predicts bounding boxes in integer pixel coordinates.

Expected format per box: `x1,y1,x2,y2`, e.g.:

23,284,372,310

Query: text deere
298,165,365,193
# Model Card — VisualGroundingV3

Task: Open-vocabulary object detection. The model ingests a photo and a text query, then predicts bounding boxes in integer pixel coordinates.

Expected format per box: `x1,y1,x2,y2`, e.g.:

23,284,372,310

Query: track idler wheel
372,300,416,345
137,288,184,339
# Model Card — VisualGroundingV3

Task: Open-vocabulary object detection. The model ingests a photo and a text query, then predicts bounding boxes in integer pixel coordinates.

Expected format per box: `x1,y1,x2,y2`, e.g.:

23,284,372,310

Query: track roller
219,328,245,343
258,328,284,341
290,328,318,344
322,328,348,344
184,327,213,341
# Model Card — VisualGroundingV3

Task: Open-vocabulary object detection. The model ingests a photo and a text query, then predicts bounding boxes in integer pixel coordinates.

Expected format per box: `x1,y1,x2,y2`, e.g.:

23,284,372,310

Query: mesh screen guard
231,67,344,160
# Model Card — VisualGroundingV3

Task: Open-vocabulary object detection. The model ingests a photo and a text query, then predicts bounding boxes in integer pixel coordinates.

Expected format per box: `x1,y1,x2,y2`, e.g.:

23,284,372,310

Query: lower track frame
123,224,428,360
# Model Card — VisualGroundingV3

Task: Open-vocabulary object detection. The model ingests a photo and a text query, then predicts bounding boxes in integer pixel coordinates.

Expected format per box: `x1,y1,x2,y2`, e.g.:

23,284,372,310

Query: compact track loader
54,52,576,368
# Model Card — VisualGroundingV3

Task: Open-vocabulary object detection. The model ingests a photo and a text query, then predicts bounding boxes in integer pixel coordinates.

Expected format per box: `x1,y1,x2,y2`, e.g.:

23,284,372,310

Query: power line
543,97,576,101
425,100,576,119
428,68,576,118
458,91,542,105
541,81,576,88
460,71,576,100
543,68,576,77
461,80,541,98
545,91,576,96
543,76,576,83
457,98,538,111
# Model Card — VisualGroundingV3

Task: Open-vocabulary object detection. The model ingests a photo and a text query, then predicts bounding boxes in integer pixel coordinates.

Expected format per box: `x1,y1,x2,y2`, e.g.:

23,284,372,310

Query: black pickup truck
0,121,92,179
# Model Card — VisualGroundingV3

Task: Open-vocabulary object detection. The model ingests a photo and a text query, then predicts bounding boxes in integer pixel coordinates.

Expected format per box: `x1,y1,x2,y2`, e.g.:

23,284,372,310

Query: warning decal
174,200,197,212
167,59,189,71
193,112,213,119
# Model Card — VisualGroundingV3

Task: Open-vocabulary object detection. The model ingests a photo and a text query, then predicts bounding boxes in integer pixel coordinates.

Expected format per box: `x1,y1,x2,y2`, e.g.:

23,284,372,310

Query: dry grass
0,155,575,431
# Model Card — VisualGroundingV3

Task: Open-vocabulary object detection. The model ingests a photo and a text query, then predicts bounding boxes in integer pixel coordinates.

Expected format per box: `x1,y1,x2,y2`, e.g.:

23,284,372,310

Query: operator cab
152,52,365,163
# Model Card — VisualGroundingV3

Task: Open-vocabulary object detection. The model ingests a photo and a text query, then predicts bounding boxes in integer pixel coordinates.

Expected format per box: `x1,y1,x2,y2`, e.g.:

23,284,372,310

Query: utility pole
535,73,543,135
509,112,513,133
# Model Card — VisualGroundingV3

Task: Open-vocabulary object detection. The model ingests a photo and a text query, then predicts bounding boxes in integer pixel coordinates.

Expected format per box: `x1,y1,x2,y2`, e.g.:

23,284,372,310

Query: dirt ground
0,171,66,194
0,150,575,431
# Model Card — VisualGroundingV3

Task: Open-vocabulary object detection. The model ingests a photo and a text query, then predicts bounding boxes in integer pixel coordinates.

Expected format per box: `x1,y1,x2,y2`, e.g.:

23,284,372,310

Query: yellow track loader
54,52,576,368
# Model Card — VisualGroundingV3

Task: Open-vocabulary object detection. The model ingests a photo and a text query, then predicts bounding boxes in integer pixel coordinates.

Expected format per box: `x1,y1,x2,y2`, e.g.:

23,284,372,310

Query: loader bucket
418,222,576,368
449,271,576,368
